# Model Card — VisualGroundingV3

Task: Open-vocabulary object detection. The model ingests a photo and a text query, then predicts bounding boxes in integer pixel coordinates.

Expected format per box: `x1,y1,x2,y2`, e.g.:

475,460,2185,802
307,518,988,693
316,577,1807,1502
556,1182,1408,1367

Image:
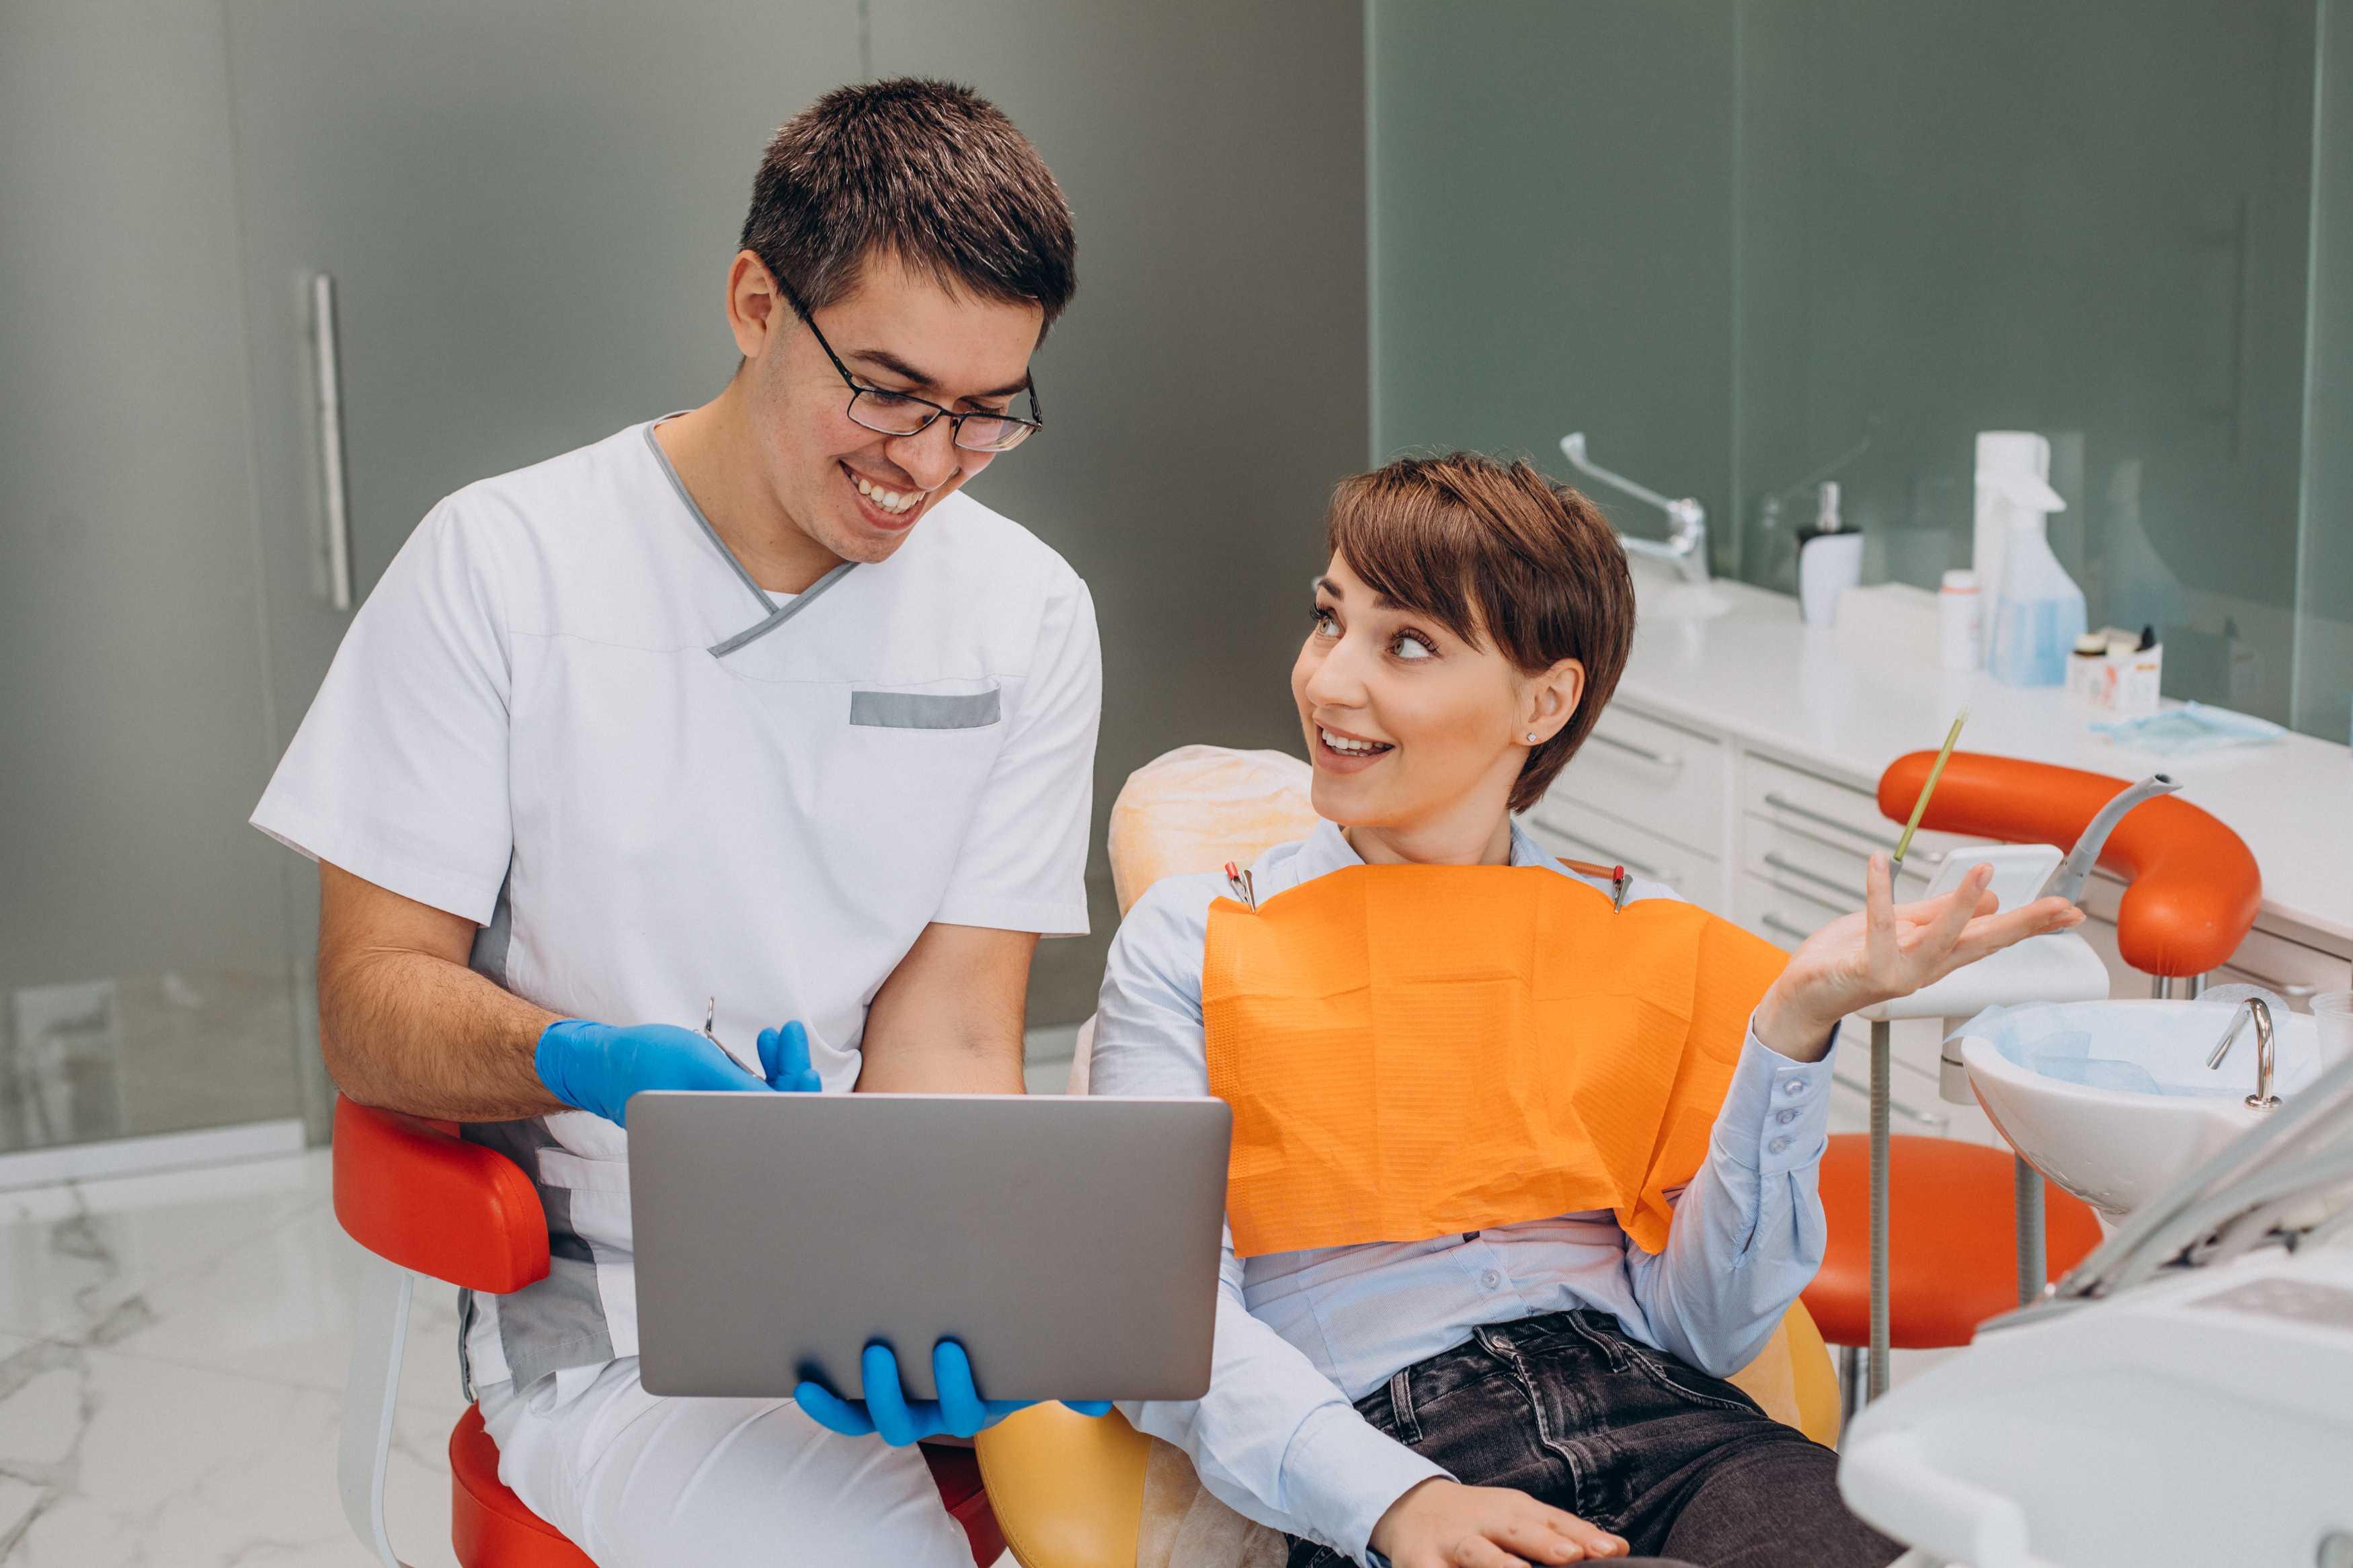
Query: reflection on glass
1370,0,2346,735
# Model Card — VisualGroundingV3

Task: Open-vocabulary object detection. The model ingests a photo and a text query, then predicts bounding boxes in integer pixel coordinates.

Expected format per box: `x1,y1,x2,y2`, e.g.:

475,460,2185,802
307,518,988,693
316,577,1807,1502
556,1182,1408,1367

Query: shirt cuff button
1767,1136,1792,1155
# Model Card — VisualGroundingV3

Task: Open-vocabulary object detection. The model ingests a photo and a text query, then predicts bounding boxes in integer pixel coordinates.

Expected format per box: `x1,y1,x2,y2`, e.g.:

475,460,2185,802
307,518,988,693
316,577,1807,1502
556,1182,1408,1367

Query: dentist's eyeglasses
775,273,1043,454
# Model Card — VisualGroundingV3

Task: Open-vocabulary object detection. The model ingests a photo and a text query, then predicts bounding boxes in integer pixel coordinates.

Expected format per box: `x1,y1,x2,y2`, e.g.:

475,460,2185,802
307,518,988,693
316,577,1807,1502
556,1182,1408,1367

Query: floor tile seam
9,1190,344,1334
12,1334,354,1399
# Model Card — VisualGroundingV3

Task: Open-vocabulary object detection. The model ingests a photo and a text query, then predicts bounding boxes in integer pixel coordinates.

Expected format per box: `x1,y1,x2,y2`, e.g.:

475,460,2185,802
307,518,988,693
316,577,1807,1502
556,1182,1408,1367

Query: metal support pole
2152,974,2175,999
1868,1018,1892,1401
1839,1344,1864,1436
2013,1155,2046,1307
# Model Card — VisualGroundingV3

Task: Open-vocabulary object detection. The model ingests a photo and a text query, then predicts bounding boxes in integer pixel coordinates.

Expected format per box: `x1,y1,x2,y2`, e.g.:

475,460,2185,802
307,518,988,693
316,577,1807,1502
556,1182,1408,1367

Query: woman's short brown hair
1325,452,1636,814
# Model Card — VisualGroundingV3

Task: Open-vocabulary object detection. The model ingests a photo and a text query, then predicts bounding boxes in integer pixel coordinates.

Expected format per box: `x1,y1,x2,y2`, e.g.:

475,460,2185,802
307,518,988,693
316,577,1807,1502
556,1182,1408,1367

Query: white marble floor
0,1149,465,1567
0,1029,1092,1568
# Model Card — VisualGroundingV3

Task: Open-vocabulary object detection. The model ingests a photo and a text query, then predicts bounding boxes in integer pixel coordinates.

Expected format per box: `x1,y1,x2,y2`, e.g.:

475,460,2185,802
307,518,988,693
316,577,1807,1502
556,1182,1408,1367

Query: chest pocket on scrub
848,687,1002,730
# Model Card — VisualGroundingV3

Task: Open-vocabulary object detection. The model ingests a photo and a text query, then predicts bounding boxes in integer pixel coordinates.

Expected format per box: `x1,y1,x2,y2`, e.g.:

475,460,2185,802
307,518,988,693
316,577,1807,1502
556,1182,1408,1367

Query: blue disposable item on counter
2091,702,2287,757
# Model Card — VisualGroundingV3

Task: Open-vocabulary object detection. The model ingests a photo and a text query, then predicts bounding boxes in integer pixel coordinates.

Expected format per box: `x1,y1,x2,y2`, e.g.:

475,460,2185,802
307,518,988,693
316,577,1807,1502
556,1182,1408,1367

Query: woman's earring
1525,731,1538,743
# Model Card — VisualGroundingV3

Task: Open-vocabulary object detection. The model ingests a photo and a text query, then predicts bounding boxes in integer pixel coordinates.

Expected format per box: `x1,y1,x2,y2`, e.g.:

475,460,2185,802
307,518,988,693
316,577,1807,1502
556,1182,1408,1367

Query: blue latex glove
536,1017,822,1128
795,1338,1113,1446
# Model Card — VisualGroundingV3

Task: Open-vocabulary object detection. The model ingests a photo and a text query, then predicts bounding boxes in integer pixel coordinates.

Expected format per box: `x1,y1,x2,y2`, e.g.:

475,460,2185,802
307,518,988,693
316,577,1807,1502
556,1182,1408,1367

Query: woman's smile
1314,722,1395,773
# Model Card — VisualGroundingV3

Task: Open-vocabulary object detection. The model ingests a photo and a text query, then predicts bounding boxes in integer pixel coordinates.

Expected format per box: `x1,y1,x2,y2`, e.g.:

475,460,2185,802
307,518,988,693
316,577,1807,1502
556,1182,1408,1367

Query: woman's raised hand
1753,854,2087,1061
1368,1477,1627,1567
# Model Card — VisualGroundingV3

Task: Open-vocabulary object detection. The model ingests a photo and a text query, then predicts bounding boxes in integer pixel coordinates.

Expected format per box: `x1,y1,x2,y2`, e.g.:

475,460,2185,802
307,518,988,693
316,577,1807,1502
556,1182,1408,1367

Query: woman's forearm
1628,1025,1836,1376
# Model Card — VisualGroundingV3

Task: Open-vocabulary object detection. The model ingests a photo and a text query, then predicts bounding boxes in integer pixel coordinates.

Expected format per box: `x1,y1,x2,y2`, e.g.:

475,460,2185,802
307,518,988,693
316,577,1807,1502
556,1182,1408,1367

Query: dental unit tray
1836,1048,2353,1567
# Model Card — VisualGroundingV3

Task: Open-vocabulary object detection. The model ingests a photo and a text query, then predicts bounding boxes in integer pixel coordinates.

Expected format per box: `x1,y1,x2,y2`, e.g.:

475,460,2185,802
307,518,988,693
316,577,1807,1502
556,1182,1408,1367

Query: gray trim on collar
641,420,860,658
706,561,856,657
642,421,776,616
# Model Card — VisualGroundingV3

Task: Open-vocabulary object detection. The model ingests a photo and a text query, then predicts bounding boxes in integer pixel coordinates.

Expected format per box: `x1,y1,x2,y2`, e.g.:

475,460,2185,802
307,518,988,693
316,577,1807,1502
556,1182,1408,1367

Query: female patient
1088,453,2084,1568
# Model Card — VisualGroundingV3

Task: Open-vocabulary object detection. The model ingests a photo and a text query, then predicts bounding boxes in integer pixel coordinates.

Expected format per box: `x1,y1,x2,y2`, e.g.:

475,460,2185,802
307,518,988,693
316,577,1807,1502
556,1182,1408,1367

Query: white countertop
1616,577,2353,948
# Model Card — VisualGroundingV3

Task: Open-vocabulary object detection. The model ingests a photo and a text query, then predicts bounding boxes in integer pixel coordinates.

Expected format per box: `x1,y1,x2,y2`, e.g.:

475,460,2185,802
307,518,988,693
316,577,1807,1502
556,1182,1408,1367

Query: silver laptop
629,1092,1231,1403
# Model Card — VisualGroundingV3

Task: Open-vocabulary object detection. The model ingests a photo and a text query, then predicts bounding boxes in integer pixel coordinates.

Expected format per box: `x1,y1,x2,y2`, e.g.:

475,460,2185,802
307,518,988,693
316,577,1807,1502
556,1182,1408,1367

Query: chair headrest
1107,745,1319,915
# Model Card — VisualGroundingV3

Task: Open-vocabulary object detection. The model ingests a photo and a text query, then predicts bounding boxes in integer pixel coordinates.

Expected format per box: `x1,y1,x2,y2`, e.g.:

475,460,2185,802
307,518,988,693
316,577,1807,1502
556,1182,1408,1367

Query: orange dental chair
329,1095,1004,1568
1800,752,2262,1409
973,746,1844,1568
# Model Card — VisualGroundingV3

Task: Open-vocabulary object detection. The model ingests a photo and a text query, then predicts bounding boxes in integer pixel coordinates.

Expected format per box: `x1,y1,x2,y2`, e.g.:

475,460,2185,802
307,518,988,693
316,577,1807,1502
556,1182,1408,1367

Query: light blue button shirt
1088,821,1837,1566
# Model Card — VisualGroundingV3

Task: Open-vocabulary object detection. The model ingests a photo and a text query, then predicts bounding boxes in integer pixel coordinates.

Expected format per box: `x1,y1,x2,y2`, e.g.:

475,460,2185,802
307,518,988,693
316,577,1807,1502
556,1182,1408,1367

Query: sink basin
1960,1000,2332,1218
1626,559,1734,620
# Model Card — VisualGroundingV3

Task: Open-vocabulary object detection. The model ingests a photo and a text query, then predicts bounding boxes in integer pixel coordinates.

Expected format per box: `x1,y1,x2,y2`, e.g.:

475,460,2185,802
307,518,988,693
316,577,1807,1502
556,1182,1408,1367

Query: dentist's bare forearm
854,921,1033,1095
316,860,568,1121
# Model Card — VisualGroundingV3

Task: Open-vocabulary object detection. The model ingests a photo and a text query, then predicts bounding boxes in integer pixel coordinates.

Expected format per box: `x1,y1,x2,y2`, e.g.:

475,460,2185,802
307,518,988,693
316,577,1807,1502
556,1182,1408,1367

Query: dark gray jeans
1286,1310,1901,1568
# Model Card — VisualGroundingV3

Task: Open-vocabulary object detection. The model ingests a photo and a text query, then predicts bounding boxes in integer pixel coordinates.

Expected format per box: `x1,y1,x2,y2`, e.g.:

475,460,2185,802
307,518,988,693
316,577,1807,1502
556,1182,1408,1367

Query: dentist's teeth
1320,728,1392,755
851,472,919,514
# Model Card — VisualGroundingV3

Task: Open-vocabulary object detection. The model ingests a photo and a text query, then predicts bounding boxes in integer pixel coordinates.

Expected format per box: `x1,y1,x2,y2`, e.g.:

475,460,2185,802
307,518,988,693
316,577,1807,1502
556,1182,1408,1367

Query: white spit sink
1628,563,1735,621
1960,999,2334,1219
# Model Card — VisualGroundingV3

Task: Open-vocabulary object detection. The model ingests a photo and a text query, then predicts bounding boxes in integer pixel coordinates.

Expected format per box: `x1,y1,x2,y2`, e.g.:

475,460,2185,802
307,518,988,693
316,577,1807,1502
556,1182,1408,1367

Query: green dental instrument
1892,707,1968,872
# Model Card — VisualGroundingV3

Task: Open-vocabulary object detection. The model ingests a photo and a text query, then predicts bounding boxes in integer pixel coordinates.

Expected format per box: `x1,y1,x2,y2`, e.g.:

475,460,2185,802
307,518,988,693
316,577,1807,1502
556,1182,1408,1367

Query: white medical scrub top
251,418,1101,1392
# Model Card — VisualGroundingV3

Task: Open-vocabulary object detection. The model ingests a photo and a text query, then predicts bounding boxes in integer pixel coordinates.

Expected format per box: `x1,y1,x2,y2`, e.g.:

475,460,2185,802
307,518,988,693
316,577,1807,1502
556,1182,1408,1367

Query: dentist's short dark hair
1325,452,1638,815
741,78,1077,331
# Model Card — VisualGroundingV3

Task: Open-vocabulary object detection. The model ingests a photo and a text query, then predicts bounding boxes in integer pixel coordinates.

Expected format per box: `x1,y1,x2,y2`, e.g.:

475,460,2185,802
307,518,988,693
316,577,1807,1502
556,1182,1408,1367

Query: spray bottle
1975,432,2085,686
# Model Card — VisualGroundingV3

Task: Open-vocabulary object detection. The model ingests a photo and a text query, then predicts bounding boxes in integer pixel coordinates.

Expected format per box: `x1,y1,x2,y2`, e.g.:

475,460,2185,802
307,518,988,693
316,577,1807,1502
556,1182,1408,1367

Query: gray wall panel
0,0,305,1147
869,1,1371,1022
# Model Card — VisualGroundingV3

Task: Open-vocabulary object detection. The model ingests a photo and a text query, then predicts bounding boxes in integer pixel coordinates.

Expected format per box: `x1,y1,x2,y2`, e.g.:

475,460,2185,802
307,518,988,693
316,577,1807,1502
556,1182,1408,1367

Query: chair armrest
1878,752,2261,978
331,1096,549,1292
974,1405,1152,1568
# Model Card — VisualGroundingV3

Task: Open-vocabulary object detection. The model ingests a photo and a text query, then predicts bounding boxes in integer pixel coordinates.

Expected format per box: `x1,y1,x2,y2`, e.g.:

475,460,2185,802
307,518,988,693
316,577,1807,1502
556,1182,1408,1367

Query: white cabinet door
1546,706,1727,857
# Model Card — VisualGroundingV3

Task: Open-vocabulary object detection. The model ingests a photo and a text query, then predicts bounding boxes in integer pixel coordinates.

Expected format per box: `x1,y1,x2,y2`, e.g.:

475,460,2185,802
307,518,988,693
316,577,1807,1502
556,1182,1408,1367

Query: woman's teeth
852,471,920,515
1320,728,1393,756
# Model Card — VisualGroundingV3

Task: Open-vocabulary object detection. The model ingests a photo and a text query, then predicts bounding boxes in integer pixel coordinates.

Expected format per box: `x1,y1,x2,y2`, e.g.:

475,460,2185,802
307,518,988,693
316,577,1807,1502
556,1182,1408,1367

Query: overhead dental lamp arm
1560,432,1710,584
2034,774,2181,905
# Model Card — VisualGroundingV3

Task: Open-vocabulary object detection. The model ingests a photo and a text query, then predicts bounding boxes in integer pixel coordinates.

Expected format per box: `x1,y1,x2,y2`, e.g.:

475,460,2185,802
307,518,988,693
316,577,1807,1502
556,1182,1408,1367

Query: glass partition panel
1371,0,2340,734
2298,0,2353,743
1369,1,1737,552
1736,0,2315,721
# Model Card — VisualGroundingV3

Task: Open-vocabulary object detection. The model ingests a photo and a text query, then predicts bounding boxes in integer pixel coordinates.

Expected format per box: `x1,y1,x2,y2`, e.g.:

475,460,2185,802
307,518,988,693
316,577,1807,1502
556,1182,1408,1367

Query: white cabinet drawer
2212,925,2350,1010
1745,811,1940,909
1546,706,1724,857
2073,870,2349,1004
1735,865,1851,954
1743,753,1979,874
1518,807,1724,913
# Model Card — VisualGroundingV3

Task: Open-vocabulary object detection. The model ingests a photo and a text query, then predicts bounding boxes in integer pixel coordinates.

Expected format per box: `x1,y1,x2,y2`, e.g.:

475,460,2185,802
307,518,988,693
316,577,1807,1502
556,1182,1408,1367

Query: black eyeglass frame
774,272,1043,453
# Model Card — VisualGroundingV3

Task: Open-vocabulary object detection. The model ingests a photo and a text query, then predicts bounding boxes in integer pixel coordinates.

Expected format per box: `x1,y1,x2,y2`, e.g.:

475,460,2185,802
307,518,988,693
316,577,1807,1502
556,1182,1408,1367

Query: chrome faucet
1559,433,1709,585
2206,995,2280,1110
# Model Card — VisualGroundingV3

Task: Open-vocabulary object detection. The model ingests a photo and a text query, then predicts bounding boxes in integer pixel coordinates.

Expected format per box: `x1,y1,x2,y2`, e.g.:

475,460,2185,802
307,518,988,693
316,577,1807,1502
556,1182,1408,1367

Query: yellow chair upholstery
1103,745,1319,918
978,1304,1843,1568
979,747,1843,1567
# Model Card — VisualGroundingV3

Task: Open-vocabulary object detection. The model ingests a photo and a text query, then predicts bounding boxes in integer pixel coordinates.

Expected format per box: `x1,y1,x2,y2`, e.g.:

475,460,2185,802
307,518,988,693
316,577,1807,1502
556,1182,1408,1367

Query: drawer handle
1831,1070,1949,1130
2219,968,2320,1000
1592,729,1685,772
1762,852,1868,907
1760,911,1819,945
1761,792,1948,866
1531,820,1675,885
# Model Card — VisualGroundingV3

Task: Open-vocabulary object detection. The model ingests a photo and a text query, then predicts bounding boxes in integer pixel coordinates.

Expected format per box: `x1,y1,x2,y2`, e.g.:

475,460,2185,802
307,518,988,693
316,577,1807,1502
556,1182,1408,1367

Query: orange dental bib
1202,863,1790,1258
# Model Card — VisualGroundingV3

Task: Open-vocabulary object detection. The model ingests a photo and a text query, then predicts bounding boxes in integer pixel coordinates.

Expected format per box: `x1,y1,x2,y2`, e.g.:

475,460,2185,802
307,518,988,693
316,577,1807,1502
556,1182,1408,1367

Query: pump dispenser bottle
1796,481,1862,627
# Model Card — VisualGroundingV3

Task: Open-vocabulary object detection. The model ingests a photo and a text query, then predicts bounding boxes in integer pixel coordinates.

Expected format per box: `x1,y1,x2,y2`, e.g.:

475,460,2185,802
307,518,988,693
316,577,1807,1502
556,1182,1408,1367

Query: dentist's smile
841,461,926,529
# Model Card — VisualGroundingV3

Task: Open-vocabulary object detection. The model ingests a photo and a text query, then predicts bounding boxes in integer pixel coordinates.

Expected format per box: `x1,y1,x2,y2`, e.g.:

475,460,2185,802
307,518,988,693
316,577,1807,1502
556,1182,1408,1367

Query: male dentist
253,80,1101,1565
